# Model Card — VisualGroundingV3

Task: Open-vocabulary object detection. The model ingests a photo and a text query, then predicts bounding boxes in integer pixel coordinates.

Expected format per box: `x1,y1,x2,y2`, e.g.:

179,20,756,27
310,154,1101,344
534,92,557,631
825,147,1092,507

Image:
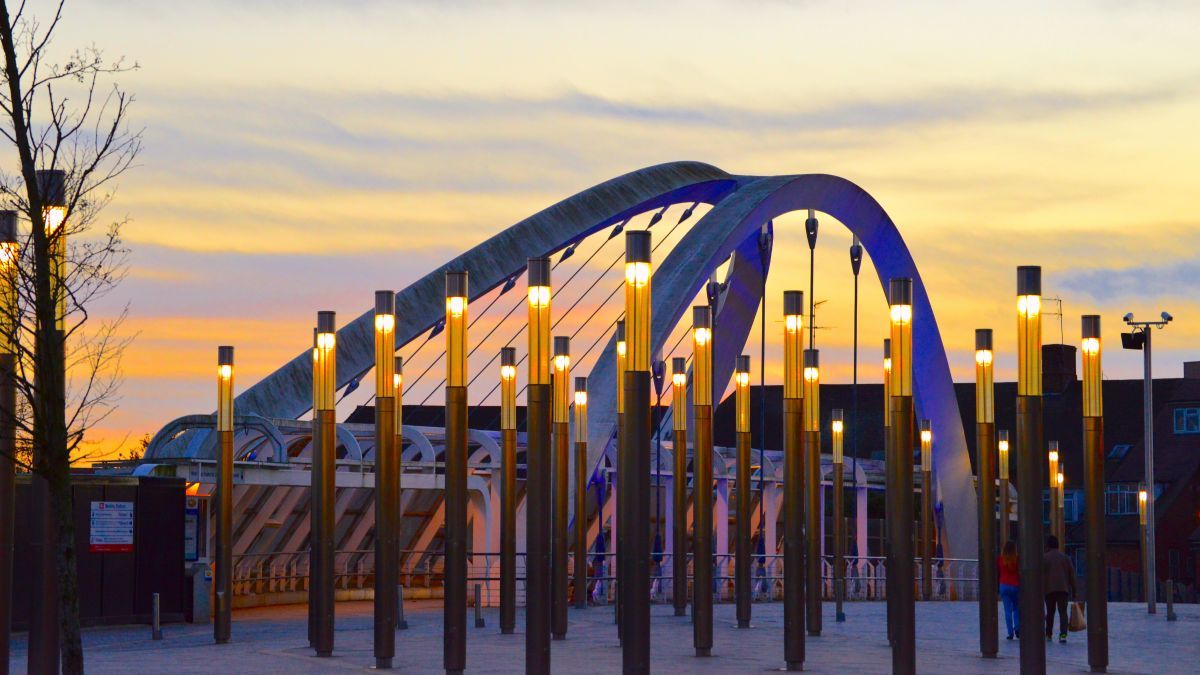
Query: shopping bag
1069,601,1086,632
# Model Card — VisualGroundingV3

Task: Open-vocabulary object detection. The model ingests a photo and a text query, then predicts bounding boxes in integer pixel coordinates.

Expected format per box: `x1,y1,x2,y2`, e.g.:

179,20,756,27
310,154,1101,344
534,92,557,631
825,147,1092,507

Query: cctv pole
1015,266,1046,673
1142,327,1156,614
1081,316,1108,672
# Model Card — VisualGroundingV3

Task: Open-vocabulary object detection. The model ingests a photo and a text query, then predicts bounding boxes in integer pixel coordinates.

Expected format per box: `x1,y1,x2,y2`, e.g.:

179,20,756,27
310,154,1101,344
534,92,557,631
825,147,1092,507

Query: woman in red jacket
998,540,1020,639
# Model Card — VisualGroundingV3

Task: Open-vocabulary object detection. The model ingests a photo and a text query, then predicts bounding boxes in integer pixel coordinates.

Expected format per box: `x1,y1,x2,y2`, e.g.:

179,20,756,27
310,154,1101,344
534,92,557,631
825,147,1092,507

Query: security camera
1161,312,1173,322
1123,312,1134,323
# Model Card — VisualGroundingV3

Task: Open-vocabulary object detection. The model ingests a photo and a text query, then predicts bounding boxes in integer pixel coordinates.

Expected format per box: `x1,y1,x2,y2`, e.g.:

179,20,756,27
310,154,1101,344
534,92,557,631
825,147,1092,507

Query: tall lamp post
499,347,518,634
526,258,552,672
1081,315,1108,672
622,230,653,672
691,307,714,657
0,214,16,668
998,430,1010,548
615,319,627,641
1122,310,1173,614
215,346,235,644
671,357,689,617
832,409,845,623
883,338,894,648
734,355,753,629
920,420,933,602
782,291,805,669
444,273,469,674
1015,266,1046,673
373,293,398,668
312,311,337,657
803,349,822,636
1056,470,1066,546
394,356,405,630
887,278,915,674
1048,443,1060,545
574,378,589,611
975,329,998,658
552,336,571,639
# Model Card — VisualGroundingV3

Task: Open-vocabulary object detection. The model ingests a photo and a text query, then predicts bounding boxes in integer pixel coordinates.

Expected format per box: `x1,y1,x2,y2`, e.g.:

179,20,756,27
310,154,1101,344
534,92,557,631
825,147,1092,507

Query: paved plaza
7,600,1197,673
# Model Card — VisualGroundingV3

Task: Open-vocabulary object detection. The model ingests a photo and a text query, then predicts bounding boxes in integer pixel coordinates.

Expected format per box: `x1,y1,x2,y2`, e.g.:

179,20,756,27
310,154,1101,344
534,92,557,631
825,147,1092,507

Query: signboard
90,501,135,553
184,497,200,562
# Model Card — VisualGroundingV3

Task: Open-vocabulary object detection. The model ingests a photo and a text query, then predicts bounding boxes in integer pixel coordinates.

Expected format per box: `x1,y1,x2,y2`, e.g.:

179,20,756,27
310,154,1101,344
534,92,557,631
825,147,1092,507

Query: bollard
1166,580,1176,622
397,585,409,630
474,584,485,628
152,592,163,640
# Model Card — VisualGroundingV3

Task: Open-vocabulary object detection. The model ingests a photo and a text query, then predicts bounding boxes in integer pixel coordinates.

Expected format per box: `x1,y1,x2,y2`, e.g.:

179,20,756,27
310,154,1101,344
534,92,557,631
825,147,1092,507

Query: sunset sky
42,0,1200,460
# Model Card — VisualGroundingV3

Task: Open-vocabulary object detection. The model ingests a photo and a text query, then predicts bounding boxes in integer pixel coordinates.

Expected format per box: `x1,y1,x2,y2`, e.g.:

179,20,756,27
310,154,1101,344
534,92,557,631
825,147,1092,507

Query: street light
444,272,469,674
974,328,998,658
312,311,337,657
614,318,627,644
920,419,933,601
883,337,895,649
887,278,915,673
670,356,689,618
499,347,517,634
215,345,234,645
373,292,399,668
832,408,846,623
574,377,589,611
525,257,552,671
1080,314,1107,671
0,213,16,668
803,348,822,637
1139,487,1149,608
1123,311,1172,614
998,430,1010,547
691,306,714,658
734,354,752,630
782,291,806,669
552,336,571,639
1015,266,1046,672
1049,442,1061,544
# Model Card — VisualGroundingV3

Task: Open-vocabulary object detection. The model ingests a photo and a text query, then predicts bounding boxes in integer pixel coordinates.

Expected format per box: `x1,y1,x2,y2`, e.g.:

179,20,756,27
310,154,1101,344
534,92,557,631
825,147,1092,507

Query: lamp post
29,170,65,673
782,291,805,669
394,356,405,630
373,293,398,668
0,214,16,668
1123,311,1172,614
499,347,518,634
1048,442,1061,545
887,278,916,674
832,408,845,623
920,420,933,601
444,272,469,674
622,230,653,672
552,336,571,639
1056,470,1066,546
526,258,552,672
312,311,337,657
615,319,626,642
1015,266,1046,673
1081,315,1107,672
975,329,998,658
998,430,1010,549
691,306,714,657
734,355,752,629
883,338,894,648
671,357,689,617
574,378,589,611
215,346,235,644
803,349,822,636
1139,489,1149,607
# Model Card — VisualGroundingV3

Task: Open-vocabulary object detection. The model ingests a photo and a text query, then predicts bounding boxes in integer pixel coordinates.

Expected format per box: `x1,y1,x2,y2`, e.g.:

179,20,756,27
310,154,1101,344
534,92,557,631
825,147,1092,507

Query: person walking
998,540,1020,640
1043,535,1077,643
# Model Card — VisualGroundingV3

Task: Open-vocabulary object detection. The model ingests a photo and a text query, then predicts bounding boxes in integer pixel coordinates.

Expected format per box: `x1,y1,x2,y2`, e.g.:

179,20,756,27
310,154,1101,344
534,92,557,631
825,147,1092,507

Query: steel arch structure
147,161,976,558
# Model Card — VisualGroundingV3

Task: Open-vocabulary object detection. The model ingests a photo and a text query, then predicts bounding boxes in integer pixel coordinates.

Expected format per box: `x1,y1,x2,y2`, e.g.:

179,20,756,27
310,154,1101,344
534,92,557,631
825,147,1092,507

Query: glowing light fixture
445,272,468,388
1016,267,1042,396
735,355,750,434
624,231,652,372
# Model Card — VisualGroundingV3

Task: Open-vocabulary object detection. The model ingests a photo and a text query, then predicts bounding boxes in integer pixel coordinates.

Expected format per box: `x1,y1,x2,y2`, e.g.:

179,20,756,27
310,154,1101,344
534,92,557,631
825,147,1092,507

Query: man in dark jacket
1043,535,1078,642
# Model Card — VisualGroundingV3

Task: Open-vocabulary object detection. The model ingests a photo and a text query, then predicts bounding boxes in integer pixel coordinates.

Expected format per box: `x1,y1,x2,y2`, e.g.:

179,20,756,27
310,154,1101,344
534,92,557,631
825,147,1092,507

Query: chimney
1185,361,1200,380
1042,344,1077,395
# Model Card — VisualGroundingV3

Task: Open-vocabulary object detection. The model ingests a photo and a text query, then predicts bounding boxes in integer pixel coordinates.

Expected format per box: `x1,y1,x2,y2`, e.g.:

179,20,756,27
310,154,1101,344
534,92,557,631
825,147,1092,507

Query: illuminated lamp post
552,336,571,639
574,377,589,611
975,329,998,658
670,357,689,617
615,319,626,642
1139,489,1149,608
998,430,1010,548
1081,315,1108,672
782,291,805,669
883,338,894,648
312,311,337,657
1056,470,1066,546
621,230,653,672
215,346,235,645
499,347,517,634
0,214,15,667
29,169,66,672
373,292,398,668
444,272,469,674
887,278,915,674
1015,266,1046,672
691,307,714,657
832,409,846,623
734,355,752,629
1048,443,1061,545
394,355,406,630
525,258,552,672
920,420,933,601
803,349,822,636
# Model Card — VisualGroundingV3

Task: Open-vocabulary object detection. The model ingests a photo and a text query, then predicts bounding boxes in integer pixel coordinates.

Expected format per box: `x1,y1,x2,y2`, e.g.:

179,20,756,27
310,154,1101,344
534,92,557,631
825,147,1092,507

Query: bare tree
0,1,139,671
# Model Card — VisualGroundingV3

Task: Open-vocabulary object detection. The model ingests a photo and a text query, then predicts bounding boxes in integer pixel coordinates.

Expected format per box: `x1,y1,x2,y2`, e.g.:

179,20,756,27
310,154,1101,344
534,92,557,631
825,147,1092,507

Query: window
1107,444,1132,460
1064,490,1081,523
1105,482,1166,515
1176,407,1200,435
